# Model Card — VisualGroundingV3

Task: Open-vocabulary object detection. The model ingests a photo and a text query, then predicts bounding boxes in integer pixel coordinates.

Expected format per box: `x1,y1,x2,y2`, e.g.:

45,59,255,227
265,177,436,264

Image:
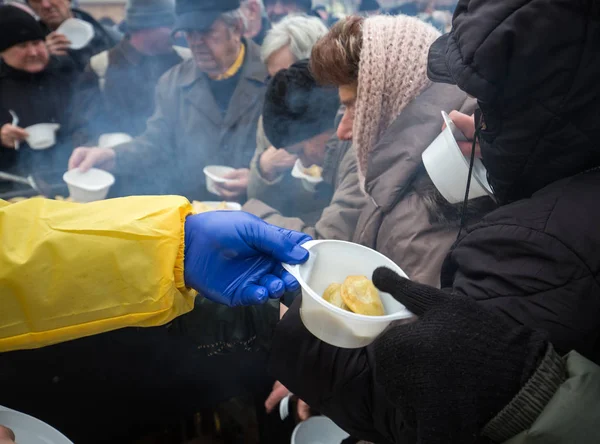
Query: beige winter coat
244,136,366,240
352,83,480,287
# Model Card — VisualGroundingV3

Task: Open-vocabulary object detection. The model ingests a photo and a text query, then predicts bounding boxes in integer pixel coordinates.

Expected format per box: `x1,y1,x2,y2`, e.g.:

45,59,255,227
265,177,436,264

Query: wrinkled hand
184,211,310,306
265,381,312,421
213,168,250,199
0,124,28,149
69,147,116,172
0,425,15,444
46,32,71,56
371,267,548,444
259,147,298,181
444,111,480,158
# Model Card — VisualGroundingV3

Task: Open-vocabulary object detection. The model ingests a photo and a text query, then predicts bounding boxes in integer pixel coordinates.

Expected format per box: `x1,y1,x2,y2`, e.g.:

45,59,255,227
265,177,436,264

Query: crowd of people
1,0,599,443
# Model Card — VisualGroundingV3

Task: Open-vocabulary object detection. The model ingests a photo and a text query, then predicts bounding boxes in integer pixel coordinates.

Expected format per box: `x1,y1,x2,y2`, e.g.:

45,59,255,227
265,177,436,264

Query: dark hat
359,0,380,12
426,32,453,85
174,0,241,32
263,59,340,149
126,0,176,31
0,5,45,53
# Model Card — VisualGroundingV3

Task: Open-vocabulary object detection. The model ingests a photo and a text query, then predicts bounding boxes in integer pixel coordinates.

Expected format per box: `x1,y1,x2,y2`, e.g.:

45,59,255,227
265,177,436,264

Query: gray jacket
115,40,267,200
352,83,481,287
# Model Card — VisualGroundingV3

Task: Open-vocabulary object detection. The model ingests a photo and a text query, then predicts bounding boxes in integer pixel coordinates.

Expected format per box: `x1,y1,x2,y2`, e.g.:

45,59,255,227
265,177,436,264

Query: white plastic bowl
0,405,73,444
63,168,115,203
98,132,132,148
56,18,95,50
283,240,414,349
203,165,235,195
291,416,349,444
422,111,493,204
25,123,60,150
291,159,323,192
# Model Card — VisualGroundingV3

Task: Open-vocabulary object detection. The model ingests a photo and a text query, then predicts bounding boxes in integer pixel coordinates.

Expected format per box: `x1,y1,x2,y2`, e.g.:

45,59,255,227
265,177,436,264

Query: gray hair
261,14,329,63
221,8,248,34
241,0,266,15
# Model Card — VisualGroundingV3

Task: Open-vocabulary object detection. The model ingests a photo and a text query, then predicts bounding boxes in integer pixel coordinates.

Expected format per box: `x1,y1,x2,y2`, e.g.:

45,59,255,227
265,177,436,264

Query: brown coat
244,136,367,240
352,83,478,287
114,40,267,200
246,117,332,223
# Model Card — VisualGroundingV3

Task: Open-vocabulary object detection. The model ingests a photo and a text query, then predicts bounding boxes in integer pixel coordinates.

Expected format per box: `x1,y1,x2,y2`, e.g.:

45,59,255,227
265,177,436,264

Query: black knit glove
371,267,548,444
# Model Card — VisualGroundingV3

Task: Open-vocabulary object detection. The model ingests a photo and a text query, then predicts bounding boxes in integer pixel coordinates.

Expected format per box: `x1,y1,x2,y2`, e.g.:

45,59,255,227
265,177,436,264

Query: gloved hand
184,211,310,306
371,267,551,444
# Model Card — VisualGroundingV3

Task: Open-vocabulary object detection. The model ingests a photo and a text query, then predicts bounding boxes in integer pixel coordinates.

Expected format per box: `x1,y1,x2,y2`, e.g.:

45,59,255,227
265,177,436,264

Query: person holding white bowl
0,5,77,174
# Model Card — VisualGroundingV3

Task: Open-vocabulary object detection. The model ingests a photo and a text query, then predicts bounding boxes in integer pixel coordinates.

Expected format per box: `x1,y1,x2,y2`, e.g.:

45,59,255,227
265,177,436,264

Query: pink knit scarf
354,15,441,188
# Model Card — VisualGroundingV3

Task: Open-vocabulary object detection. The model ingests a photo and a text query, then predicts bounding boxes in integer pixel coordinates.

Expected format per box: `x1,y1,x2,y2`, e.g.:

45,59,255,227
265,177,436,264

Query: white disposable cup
63,168,115,203
0,405,73,444
283,240,414,349
198,201,242,211
203,165,235,195
98,132,132,148
25,123,60,150
291,416,349,444
422,111,493,203
291,159,323,192
57,18,94,50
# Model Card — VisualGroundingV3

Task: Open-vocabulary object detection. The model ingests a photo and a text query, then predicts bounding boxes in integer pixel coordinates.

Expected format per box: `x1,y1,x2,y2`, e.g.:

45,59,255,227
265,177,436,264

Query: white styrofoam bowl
98,132,132,148
63,168,115,203
291,159,323,192
283,240,414,349
422,111,493,204
291,416,349,444
25,123,60,150
0,405,73,444
203,165,235,195
56,18,94,50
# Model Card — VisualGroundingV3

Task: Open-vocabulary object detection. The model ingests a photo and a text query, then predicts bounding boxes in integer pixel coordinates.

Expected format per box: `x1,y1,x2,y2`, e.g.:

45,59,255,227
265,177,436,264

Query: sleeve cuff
483,344,566,442
175,201,194,290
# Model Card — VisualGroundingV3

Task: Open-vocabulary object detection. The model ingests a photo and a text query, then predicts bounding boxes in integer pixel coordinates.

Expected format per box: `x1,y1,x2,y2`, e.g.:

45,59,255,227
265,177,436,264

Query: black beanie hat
0,5,46,53
263,59,340,149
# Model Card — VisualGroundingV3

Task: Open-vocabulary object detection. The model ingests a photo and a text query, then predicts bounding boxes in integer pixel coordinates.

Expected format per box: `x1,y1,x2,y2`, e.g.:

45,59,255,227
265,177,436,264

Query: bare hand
265,381,312,421
213,168,250,199
0,425,15,444
1,124,28,149
69,147,116,172
46,32,71,56
259,147,297,181
445,111,481,158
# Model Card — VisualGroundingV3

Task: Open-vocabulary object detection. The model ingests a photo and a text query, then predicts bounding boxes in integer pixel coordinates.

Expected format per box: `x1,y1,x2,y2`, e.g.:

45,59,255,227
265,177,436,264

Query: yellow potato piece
340,275,385,316
322,282,350,311
303,165,323,178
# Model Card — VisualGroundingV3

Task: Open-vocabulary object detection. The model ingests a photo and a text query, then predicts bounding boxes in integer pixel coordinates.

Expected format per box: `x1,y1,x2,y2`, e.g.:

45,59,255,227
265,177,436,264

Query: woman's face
1,40,49,73
266,45,296,78
337,83,358,141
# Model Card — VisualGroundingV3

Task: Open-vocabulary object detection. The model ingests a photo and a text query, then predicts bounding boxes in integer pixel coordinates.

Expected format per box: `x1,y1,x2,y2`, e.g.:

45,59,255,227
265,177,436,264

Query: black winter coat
0,58,77,173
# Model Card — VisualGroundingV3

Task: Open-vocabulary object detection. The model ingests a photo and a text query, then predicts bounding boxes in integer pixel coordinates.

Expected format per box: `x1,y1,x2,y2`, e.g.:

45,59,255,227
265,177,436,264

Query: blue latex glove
184,211,311,306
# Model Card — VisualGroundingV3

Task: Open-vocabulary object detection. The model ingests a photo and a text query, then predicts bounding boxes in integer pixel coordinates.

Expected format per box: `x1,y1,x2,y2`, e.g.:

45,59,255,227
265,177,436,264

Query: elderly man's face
1,40,49,73
185,19,243,77
28,0,72,30
284,130,333,168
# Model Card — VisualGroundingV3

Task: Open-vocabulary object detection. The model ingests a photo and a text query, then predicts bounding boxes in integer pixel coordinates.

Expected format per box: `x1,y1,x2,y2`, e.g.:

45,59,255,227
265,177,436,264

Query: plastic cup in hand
291,159,323,192
25,123,60,150
422,111,493,204
63,168,115,203
56,18,94,50
98,132,132,148
291,416,349,444
203,165,235,195
282,240,414,349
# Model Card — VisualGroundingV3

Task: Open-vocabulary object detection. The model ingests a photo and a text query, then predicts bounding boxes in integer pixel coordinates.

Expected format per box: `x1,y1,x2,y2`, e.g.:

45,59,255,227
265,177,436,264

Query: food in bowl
7,195,73,203
302,164,323,178
322,276,385,316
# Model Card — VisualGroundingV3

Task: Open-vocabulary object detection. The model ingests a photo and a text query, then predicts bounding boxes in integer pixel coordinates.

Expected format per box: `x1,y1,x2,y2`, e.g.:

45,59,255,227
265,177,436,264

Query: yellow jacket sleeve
0,195,196,352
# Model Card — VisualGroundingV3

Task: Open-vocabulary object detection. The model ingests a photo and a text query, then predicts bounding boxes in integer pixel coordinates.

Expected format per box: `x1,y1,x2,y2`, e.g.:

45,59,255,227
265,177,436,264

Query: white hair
221,8,248,34
261,14,329,63
241,0,266,15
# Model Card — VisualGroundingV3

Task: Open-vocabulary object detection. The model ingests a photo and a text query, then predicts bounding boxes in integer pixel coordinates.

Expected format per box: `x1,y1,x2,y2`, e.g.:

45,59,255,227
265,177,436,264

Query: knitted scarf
354,15,441,188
